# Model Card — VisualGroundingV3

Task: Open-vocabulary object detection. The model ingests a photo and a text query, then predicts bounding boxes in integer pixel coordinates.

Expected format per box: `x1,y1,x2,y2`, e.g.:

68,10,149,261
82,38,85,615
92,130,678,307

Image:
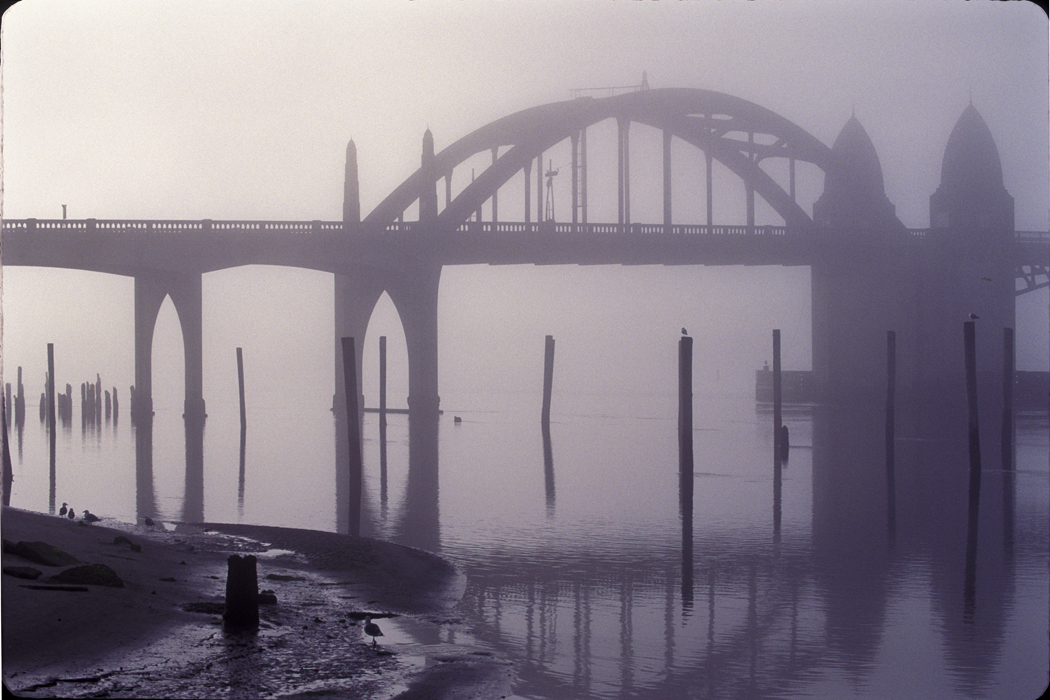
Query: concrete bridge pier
333,270,384,414
133,272,206,426
386,264,442,420
332,262,442,420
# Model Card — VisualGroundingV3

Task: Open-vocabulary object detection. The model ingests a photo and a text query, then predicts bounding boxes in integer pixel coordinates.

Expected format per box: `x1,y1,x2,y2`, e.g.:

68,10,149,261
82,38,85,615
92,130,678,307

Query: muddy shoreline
2,508,513,698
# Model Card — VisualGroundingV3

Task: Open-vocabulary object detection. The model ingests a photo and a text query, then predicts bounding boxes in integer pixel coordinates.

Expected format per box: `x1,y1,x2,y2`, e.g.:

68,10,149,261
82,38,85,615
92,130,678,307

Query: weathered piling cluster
78,374,117,428
12,367,26,427
3,369,27,430
29,346,118,429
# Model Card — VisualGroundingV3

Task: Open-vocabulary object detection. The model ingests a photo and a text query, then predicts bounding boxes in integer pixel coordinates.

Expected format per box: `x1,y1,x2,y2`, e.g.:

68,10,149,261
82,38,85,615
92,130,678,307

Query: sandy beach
2,507,513,698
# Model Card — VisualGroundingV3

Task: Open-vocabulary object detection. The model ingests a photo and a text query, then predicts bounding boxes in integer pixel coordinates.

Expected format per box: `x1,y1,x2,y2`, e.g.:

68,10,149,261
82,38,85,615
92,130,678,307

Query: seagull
82,510,100,523
58,503,68,517
969,313,980,320
363,615,384,646
681,328,688,336
67,508,76,520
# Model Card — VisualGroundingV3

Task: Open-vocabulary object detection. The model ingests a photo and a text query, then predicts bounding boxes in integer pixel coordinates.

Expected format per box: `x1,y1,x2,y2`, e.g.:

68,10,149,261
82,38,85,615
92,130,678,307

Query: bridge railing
441,221,791,236
906,228,1050,243
5,218,1046,242
2,218,347,234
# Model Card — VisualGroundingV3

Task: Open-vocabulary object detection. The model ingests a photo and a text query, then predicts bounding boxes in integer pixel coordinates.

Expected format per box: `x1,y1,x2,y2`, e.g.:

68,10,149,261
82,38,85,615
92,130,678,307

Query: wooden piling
236,347,247,430
46,345,56,432
340,337,363,537
87,383,95,424
2,391,12,506
105,390,112,420
885,330,897,541
1001,327,1014,469
5,385,11,423
678,335,694,607
541,335,555,426
223,554,259,629
379,336,387,425
772,330,782,456
1002,327,1015,557
112,387,118,421
678,335,694,477
964,321,982,485
772,330,782,540
15,367,25,426
963,321,981,618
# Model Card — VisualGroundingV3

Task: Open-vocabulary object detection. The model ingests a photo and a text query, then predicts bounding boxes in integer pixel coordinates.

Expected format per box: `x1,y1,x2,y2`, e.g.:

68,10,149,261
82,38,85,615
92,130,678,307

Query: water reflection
183,420,205,523
238,425,246,517
392,414,440,551
542,423,555,516
134,420,158,522
12,382,1044,699
437,394,1032,699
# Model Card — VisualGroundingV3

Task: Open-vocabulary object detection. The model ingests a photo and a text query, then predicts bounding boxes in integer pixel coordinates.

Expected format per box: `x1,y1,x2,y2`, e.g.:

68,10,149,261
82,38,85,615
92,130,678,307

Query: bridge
2,87,1047,422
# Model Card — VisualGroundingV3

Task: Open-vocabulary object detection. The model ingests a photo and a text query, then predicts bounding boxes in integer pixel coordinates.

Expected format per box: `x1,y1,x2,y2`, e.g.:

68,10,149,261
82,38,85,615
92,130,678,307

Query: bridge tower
809,114,914,403
333,131,442,421
922,104,1016,401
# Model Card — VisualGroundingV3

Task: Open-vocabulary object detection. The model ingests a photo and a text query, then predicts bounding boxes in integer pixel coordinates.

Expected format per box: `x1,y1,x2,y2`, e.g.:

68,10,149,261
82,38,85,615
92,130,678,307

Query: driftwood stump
224,554,259,629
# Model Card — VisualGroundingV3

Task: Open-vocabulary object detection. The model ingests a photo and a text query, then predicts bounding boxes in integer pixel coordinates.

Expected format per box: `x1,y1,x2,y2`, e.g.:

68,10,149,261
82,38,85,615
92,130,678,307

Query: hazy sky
1,0,1047,413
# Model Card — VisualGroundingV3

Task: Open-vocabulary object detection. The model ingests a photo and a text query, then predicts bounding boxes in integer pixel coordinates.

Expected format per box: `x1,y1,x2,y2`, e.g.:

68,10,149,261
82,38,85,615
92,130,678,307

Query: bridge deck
2,219,1047,277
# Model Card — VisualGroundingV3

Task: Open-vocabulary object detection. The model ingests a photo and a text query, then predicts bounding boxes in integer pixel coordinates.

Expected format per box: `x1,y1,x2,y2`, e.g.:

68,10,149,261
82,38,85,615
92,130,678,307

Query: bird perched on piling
969,313,980,320
58,503,68,517
363,615,384,646
82,510,100,523
67,509,76,520
681,328,688,336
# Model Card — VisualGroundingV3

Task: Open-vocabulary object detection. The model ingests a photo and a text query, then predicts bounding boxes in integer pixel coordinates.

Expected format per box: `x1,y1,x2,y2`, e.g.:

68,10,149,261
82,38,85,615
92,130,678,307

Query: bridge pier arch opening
133,272,205,427
333,265,442,421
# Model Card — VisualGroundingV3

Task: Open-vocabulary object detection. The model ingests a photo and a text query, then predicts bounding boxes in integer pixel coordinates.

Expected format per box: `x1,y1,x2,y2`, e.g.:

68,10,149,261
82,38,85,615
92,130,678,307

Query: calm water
5,389,1048,699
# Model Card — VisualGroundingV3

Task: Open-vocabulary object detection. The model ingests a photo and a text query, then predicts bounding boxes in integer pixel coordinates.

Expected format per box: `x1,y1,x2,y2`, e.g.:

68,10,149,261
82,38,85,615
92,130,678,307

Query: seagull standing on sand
363,615,384,646
67,508,76,520
58,503,68,517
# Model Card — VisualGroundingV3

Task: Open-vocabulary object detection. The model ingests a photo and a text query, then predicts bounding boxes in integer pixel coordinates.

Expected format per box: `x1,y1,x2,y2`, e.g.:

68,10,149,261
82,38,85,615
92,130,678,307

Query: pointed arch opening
149,295,185,414
362,291,410,411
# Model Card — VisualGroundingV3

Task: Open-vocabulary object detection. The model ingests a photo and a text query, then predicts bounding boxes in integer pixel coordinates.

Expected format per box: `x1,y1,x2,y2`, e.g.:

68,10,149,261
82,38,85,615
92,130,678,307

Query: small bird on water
58,503,68,517
363,615,384,646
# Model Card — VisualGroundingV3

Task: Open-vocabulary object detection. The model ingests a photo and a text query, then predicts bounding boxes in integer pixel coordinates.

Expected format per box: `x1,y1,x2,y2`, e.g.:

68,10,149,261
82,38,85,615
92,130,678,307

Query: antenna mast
544,160,559,221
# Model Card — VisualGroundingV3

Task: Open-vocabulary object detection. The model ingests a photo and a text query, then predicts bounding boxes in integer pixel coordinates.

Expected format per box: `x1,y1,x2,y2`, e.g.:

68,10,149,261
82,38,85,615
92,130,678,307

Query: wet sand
2,508,513,698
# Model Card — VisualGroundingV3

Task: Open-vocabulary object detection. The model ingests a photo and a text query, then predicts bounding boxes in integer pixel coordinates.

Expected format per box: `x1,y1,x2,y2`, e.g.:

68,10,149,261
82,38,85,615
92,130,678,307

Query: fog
1,0,1047,413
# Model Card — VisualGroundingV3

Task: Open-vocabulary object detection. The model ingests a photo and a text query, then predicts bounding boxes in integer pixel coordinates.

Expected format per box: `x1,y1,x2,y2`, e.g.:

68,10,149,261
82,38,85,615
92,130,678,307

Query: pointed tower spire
343,138,360,227
420,128,437,222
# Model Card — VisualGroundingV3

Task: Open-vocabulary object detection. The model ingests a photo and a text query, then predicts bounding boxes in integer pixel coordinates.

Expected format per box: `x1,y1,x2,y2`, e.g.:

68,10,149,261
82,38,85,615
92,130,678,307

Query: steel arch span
363,88,836,232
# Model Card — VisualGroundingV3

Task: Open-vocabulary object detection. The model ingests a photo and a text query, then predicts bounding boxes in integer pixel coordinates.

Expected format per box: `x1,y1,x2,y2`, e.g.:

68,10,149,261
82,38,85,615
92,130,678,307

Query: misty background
2,0,1047,419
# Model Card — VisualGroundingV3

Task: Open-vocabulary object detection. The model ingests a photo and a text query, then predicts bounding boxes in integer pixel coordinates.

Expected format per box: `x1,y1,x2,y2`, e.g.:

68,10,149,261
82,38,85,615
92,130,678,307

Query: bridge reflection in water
21,381,1041,698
